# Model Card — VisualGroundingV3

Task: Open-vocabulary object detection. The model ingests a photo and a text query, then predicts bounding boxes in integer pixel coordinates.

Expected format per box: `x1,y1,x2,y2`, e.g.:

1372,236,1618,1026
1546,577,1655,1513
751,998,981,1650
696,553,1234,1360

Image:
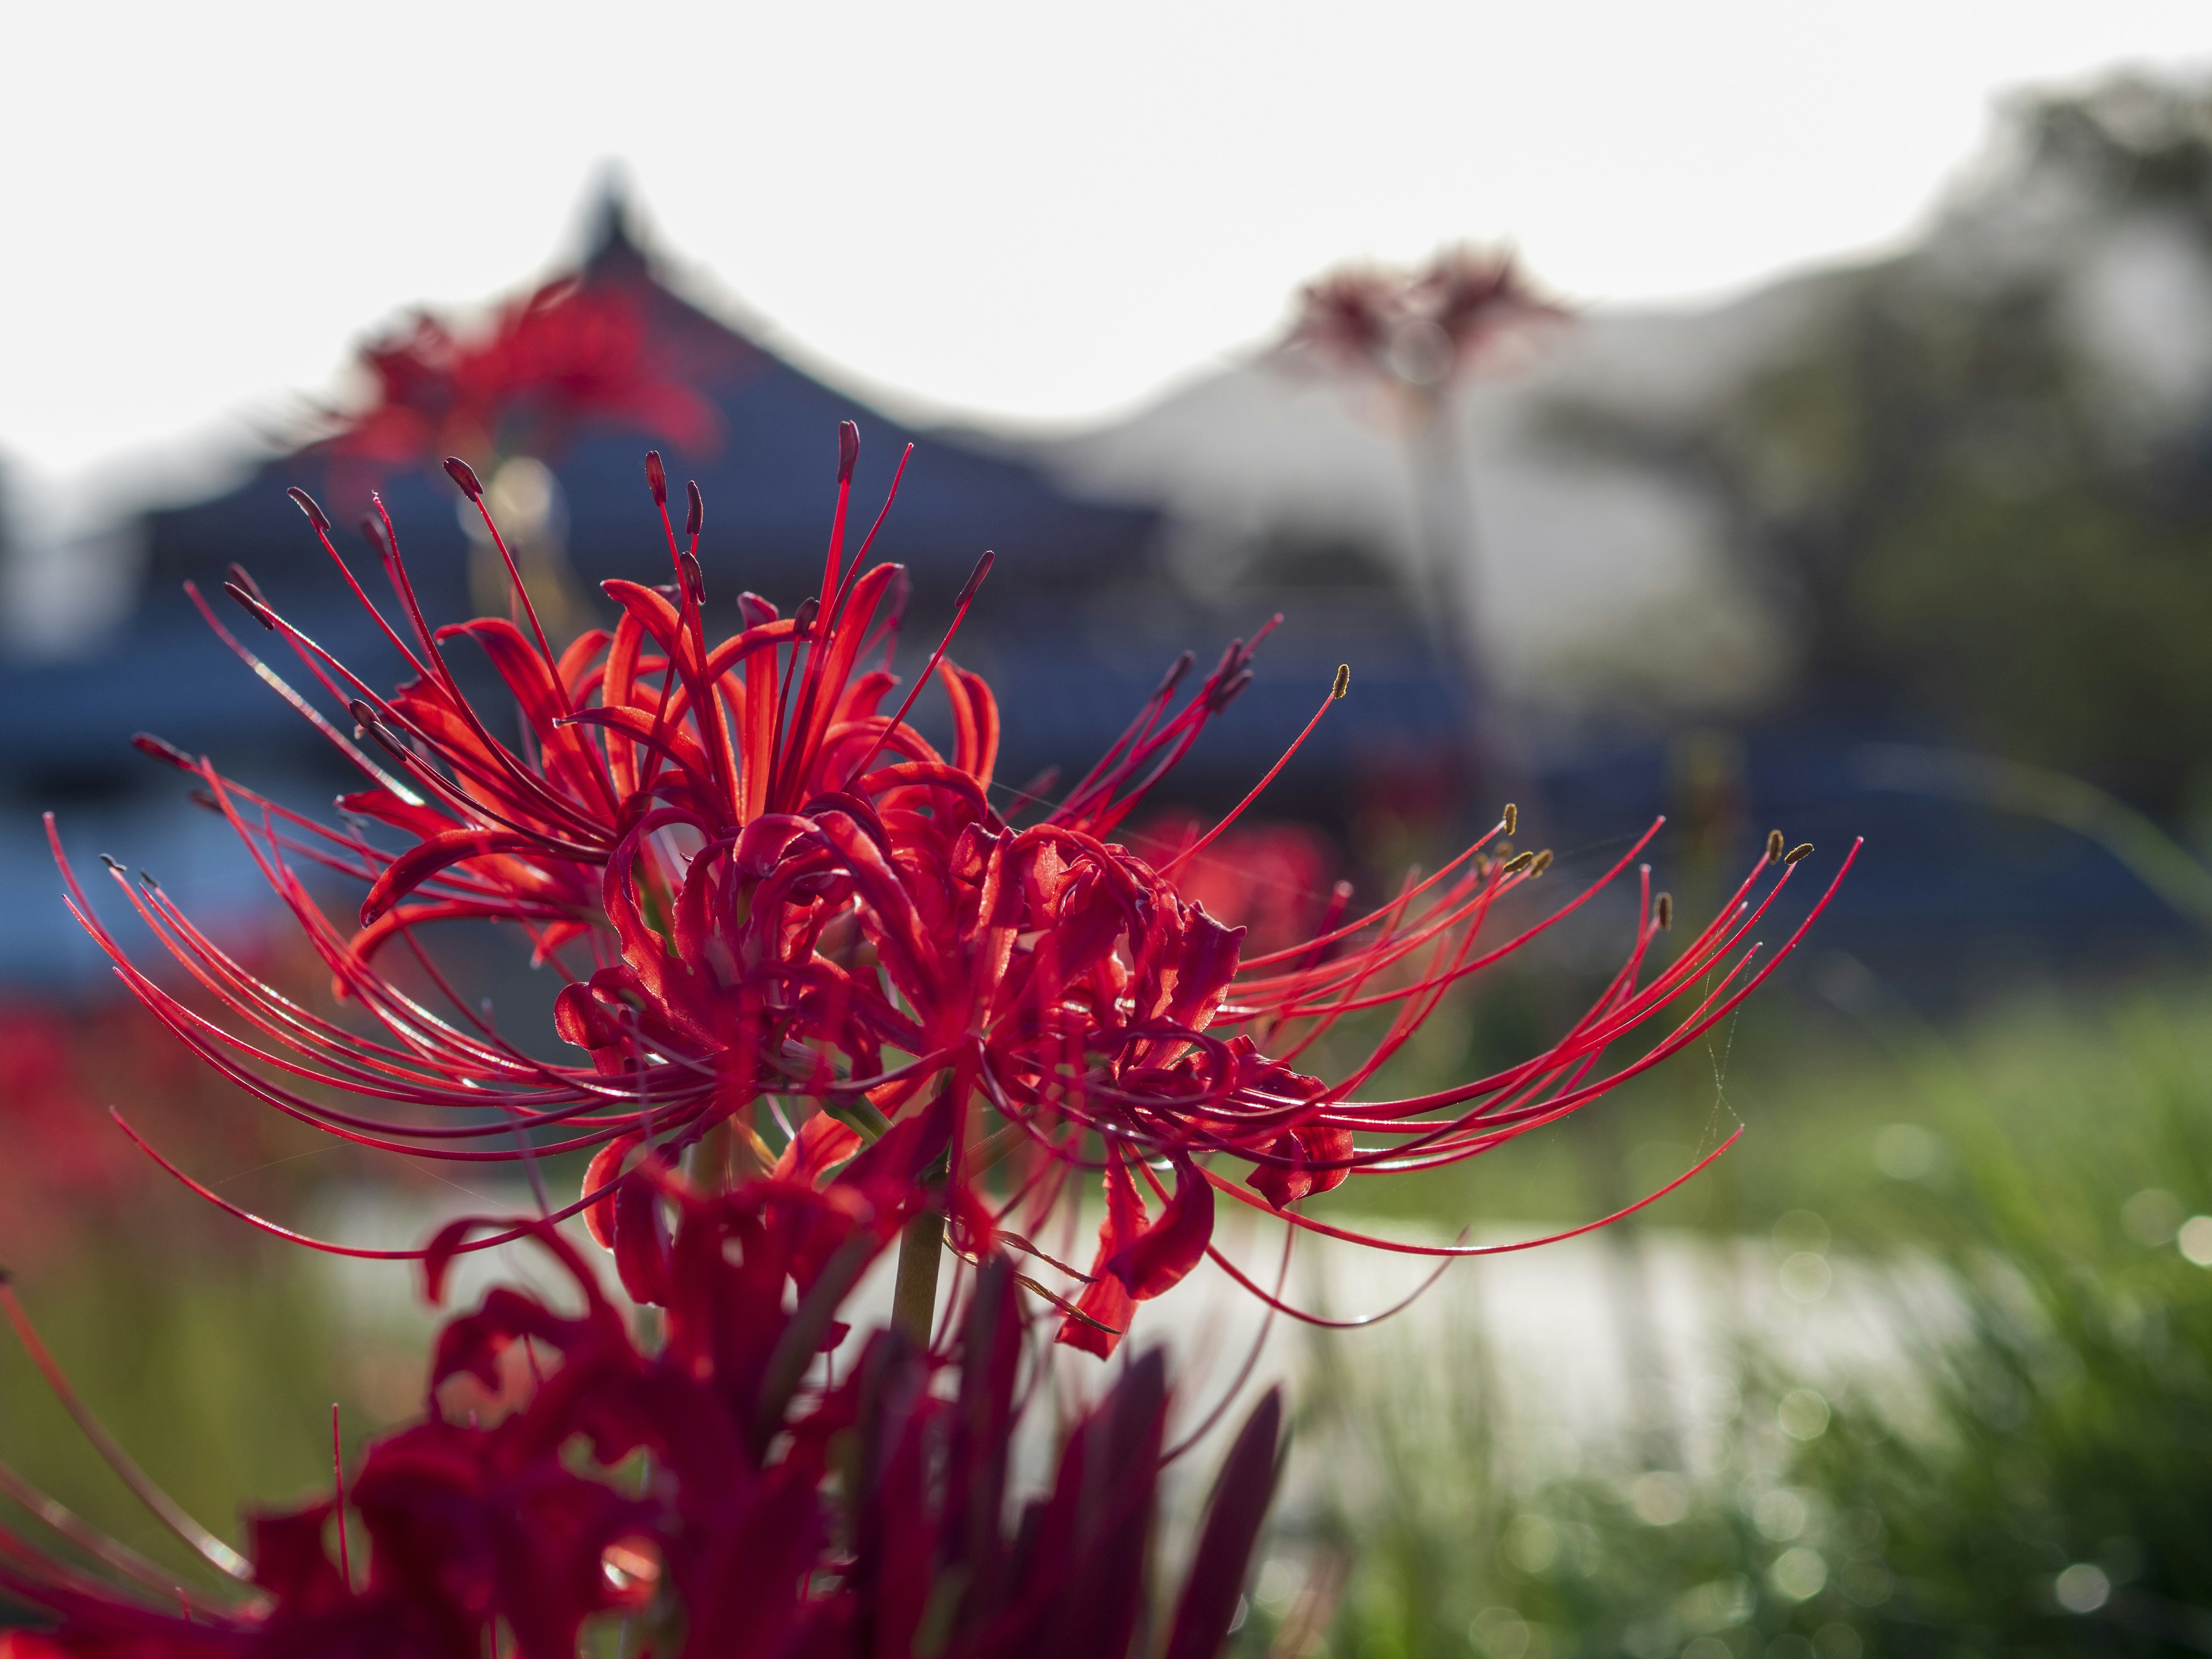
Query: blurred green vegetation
1253,965,2212,1658
10,888,2212,1654
0,1244,362,1594
1559,75,2212,816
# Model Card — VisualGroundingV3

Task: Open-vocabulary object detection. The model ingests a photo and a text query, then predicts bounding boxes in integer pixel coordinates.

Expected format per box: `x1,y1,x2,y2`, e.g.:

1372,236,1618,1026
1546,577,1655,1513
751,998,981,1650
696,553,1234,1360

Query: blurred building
0,193,1456,983
13,78,2212,996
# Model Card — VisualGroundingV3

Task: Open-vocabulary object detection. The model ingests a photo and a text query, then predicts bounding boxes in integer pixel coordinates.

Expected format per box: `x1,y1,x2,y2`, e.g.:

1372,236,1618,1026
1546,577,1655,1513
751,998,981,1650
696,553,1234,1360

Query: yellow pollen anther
1502,802,1518,836
1332,664,1351,700
1785,842,1815,865
1503,850,1536,874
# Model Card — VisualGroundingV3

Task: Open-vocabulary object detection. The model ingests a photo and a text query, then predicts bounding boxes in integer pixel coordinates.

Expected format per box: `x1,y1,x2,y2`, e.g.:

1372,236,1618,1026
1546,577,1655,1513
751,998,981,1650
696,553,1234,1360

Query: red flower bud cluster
0,1126,1282,1658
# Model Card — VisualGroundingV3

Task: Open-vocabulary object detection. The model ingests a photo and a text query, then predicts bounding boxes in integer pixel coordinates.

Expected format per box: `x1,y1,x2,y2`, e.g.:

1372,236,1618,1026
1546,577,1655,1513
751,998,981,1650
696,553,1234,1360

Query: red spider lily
58,422,1855,1359
1286,245,1567,394
0,1137,1283,1659
0,995,313,1271
324,274,721,476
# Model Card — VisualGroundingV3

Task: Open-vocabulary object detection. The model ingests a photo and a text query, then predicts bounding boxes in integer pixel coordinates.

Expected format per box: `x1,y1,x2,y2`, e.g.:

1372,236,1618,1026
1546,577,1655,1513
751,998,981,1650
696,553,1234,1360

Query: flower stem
891,1209,945,1344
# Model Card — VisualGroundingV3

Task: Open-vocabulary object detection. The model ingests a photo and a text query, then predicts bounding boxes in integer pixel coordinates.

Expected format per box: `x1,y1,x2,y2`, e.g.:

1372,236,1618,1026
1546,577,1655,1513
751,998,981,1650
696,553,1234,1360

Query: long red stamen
846,548,995,785
1166,665,1348,875
446,457,565,699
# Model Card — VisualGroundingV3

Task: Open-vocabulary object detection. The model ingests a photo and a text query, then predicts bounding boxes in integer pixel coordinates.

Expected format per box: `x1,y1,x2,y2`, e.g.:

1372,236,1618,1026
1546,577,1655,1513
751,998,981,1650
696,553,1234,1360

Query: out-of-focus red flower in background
0,991,309,1273
0,1009,122,1266
1286,245,1568,401
323,276,721,480
1134,812,1337,957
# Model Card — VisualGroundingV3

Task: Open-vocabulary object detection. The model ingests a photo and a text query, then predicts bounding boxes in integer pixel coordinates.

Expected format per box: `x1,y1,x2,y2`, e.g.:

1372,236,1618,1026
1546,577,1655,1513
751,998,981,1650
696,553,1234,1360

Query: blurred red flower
324,275,721,475
0,995,310,1272
1287,245,1567,396
0,1132,1282,1659
1130,813,1336,957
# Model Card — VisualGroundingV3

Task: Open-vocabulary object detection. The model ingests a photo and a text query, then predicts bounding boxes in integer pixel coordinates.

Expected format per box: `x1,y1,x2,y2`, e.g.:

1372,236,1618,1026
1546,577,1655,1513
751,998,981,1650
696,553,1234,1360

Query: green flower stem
891,1208,945,1344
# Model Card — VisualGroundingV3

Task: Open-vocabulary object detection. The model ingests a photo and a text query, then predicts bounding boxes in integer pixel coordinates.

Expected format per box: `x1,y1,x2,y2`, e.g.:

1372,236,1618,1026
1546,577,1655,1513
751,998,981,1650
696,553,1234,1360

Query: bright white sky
2,1,2208,525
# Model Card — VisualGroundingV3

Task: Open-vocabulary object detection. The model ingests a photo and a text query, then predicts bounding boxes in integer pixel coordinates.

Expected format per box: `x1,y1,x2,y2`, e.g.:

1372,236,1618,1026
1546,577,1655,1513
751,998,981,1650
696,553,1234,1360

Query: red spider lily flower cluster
0,1126,1283,1659
1287,246,1567,393
0,997,303,1271
324,274,721,476
56,421,1854,1361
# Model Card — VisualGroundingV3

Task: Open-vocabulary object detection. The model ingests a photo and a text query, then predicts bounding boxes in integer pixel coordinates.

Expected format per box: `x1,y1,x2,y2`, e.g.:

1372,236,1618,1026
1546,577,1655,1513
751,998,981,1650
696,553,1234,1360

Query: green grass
1252,965,2212,1658
0,1243,363,1593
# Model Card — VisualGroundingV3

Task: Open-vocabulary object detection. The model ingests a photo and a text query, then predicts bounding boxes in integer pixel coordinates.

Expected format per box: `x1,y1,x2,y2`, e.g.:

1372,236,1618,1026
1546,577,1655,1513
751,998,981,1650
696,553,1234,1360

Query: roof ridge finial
581,168,649,282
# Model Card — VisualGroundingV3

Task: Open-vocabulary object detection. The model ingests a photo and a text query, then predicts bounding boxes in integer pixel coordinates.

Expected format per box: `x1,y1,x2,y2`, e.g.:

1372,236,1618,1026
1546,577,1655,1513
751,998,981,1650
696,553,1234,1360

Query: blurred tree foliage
1593,77,2212,813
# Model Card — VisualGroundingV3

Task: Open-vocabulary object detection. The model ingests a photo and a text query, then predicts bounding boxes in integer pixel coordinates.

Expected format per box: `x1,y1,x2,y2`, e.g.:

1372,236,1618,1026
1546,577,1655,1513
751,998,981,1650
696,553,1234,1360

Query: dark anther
1530,850,1554,876
794,596,820,637
1656,892,1675,930
1766,828,1786,862
359,514,392,561
1785,842,1815,865
1502,802,1518,837
685,480,704,539
956,550,997,608
1331,664,1351,700
1209,668,1255,712
286,487,331,533
224,581,276,630
645,450,668,505
131,733,197,771
1155,651,1196,701
1503,850,1537,874
838,421,861,481
442,456,484,500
